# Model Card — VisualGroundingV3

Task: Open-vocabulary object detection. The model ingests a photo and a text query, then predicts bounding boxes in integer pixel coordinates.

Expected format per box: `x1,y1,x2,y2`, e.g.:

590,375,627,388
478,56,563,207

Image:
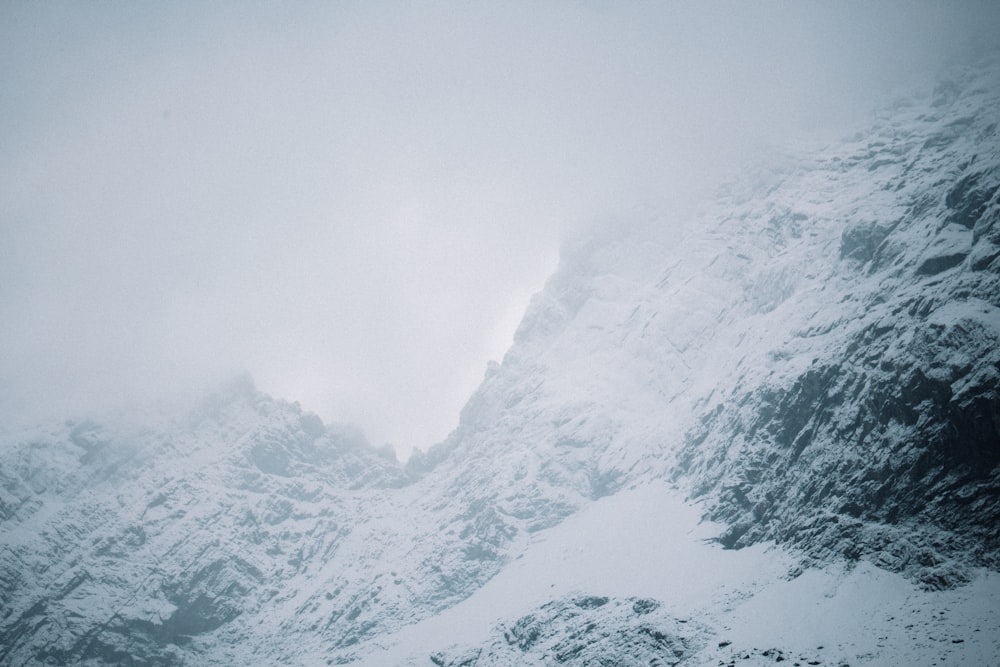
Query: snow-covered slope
2,57,999,665
362,484,1000,666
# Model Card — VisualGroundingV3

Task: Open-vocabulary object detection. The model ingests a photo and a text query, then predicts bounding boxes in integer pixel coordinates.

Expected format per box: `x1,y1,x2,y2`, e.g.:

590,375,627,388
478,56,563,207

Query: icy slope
356,484,1000,666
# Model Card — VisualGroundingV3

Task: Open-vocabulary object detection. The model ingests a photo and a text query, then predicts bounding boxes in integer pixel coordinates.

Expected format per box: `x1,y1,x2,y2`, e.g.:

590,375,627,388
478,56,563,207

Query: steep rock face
673,63,1000,586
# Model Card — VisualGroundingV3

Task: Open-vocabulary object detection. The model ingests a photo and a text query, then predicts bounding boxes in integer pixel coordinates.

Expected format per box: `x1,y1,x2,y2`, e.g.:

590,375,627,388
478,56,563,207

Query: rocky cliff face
2,58,999,665
673,62,1000,588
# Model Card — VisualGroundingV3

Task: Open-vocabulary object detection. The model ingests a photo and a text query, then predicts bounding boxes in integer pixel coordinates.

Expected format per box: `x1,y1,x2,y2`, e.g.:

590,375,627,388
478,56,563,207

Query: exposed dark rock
946,170,1000,229
916,252,968,275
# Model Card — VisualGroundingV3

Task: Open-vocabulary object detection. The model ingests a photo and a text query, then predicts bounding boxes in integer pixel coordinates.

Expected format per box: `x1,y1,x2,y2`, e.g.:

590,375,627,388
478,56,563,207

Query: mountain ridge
2,56,999,665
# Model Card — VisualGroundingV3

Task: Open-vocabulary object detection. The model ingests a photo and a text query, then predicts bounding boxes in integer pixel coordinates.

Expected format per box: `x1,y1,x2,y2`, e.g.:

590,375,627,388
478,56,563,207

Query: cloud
2,1,998,455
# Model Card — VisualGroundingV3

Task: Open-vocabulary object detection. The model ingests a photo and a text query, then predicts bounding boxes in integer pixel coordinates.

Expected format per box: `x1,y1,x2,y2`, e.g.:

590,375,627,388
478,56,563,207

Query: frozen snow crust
2,59,999,664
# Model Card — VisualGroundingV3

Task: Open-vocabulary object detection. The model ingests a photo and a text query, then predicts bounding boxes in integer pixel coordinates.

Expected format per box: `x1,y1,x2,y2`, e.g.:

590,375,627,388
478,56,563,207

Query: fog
1,1,997,457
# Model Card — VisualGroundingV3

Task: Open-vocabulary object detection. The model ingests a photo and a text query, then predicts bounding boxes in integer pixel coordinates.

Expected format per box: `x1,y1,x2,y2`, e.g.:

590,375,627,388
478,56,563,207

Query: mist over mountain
3,49,1000,667
5,0,1000,459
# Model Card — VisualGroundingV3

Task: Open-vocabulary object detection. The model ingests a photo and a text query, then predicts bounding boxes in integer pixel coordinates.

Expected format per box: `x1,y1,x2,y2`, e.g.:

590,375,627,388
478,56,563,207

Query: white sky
2,1,997,458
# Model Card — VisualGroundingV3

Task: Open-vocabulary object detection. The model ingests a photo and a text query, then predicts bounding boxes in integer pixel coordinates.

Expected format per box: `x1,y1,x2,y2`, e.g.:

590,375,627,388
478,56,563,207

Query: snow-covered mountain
2,57,999,665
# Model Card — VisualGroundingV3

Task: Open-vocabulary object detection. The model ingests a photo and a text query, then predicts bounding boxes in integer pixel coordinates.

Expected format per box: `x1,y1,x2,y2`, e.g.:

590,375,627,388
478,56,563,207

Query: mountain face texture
2,59,1000,665
429,595,703,667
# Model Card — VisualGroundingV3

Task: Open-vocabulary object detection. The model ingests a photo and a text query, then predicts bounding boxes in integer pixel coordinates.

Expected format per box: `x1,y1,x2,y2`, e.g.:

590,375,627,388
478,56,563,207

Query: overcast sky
2,2,998,458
